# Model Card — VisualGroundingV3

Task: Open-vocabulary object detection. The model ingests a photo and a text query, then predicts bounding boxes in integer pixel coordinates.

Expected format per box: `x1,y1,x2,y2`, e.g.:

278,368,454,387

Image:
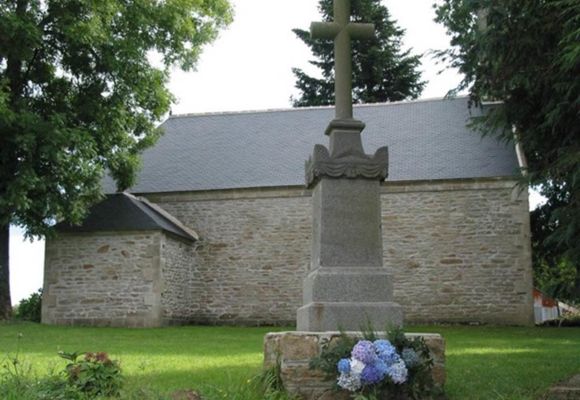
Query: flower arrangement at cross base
310,328,441,400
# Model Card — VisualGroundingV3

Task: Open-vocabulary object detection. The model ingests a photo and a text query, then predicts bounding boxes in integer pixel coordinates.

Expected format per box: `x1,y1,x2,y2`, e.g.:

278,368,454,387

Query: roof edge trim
168,96,471,120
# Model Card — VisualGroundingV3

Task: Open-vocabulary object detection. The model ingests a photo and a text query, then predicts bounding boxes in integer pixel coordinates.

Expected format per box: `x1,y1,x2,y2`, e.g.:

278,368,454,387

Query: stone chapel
41,97,534,327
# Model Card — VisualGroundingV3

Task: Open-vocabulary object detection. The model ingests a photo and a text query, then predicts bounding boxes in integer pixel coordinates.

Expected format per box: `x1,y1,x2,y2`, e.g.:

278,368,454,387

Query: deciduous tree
0,0,233,318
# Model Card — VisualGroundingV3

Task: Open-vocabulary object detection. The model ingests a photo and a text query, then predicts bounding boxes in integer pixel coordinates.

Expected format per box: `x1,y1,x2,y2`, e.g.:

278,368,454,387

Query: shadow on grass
123,364,262,399
3,323,580,400
444,339,580,400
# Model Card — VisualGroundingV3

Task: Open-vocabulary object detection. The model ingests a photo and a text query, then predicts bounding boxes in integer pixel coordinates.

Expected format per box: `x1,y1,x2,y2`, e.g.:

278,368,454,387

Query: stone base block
297,302,403,331
264,331,445,400
302,267,394,303
542,374,580,400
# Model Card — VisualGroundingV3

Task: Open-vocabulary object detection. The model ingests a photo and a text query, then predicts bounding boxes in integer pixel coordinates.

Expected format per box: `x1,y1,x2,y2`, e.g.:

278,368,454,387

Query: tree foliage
531,185,578,302
292,0,425,107
0,0,232,318
435,0,580,300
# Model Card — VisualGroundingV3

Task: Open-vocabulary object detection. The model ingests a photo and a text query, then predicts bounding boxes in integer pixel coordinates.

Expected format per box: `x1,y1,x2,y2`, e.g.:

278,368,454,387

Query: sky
8,0,544,305
166,0,462,115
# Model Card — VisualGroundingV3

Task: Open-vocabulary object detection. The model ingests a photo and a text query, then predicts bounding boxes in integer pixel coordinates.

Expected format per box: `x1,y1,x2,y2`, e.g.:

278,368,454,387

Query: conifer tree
435,0,579,300
292,0,425,107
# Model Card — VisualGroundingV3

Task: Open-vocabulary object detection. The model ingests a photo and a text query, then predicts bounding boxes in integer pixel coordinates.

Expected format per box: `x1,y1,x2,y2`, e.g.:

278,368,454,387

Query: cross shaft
310,0,374,119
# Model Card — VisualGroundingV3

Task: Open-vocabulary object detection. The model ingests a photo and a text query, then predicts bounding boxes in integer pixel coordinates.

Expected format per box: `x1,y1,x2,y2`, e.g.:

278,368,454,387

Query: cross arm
310,22,341,40
310,22,375,41
347,23,375,40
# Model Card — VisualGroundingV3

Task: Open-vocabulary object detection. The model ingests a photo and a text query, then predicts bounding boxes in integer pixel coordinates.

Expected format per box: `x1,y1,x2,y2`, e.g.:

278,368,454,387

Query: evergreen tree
0,0,232,319
291,0,425,107
435,0,580,300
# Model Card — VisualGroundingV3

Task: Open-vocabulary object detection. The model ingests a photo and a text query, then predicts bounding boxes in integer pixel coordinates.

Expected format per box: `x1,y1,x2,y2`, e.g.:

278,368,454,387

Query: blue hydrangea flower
388,360,408,384
374,359,389,378
360,364,383,385
401,348,421,368
374,339,399,365
337,358,351,374
351,340,377,364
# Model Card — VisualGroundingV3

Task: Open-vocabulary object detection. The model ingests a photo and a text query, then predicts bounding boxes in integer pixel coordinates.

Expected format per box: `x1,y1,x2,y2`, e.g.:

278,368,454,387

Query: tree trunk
572,272,580,302
0,224,11,319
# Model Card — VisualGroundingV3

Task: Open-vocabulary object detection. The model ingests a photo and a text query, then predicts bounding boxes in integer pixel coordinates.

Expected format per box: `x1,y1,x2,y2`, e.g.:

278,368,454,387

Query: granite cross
299,0,401,332
310,0,375,120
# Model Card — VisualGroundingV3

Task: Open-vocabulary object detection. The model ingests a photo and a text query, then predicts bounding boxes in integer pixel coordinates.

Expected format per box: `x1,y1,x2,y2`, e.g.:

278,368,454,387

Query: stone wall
151,187,313,325
42,178,533,327
160,234,196,324
42,231,164,327
382,180,533,325
147,177,534,326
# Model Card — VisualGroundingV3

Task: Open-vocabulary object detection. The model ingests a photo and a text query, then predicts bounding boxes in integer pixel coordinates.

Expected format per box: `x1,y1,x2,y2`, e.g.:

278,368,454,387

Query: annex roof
55,193,198,241
103,97,520,194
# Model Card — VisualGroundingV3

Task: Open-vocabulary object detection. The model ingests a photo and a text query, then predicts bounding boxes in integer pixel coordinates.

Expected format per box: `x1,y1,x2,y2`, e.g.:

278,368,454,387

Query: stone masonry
382,180,533,325
43,177,533,327
151,189,313,325
42,230,194,327
160,233,196,324
143,177,533,326
264,331,446,400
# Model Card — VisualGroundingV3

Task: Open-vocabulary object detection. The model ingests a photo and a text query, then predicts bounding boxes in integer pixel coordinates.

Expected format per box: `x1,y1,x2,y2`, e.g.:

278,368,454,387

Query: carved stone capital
324,118,366,136
305,144,389,187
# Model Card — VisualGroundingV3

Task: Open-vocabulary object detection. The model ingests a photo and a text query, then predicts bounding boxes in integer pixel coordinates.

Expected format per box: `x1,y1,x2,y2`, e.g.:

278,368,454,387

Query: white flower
350,358,365,375
388,360,408,384
337,372,362,392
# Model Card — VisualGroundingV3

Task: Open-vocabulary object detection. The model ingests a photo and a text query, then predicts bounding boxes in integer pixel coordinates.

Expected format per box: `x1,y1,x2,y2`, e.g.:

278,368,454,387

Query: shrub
59,351,123,397
13,289,42,322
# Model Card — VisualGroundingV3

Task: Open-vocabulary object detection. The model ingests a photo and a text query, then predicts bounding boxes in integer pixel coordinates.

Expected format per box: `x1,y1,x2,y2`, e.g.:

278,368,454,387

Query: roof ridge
136,195,199,241
122,192,198,241
168,95,469,120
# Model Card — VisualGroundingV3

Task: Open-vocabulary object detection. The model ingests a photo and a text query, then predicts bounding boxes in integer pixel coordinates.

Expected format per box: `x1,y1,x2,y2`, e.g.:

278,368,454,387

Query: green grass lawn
1,323,579,399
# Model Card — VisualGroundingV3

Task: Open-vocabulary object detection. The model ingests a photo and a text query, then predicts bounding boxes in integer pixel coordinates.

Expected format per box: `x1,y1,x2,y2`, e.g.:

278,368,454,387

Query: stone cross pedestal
297,0,402,331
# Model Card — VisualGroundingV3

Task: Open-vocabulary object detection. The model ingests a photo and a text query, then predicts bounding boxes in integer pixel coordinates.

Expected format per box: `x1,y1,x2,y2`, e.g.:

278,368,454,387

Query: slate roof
103,97,520,194
55,193,198,241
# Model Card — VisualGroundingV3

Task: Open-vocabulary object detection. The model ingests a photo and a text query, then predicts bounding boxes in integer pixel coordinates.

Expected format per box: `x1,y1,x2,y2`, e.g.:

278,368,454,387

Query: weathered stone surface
160,234,196,324
311,178,383,268
305,142,388,186
264,331,446,400
146,178,533,326
302,267,394,303
43,178,533,327
310,0,374,120
317,390,351,400
297,302,403,332
153,189,313,326
42,230,194,327
42,231,164,327
280,334,320,360
300,0,402,332
382,180,534,325
541,374,580,400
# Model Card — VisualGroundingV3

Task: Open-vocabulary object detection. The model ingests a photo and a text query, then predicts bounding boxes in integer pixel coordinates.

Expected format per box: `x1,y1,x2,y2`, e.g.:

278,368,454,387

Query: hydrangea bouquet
337,339,422,395
310,328,435,400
